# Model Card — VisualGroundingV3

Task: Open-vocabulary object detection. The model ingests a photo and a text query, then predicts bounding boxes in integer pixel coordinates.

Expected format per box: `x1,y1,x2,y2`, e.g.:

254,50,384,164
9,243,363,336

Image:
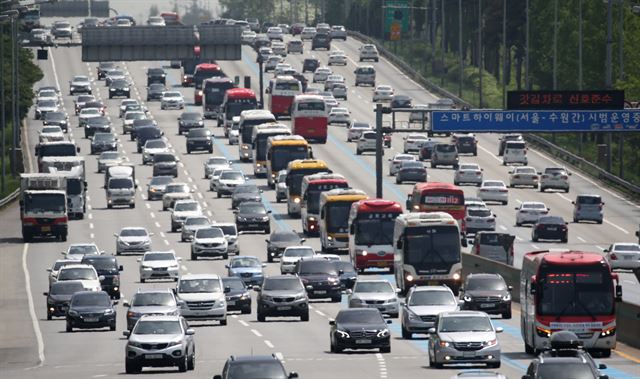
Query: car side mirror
457,300,465,307
598,376,609,379
136,258,142,262
43,292,49,296
224,286,231,293
427,327,436,334
122,330,130,338
288,372,299,379
262,263,267,267
615,284,622,301
233,210,238,214
267,210,272,214
306,285,313,291
214,375,223,379
598,363,607,370
507,285,513,291
186,328,195,335
328,319,335,325
98,275,105,282
122,300,130,307
514,207,519,210
495,326,504,333
46,268,52,272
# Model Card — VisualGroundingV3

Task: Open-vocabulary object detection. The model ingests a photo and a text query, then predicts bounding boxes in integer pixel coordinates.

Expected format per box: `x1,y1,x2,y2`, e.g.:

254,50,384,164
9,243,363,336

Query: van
106,177,135,209
354,65,376,87
104,164,135,188
472,232,515,266
430,143,459,168
572,194,604,224
502,141,527,165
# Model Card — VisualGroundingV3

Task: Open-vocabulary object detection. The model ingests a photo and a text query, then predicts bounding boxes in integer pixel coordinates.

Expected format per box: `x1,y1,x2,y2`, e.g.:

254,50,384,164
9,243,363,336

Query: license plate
463,351,476,357
376,261,388,267
41,226,51,232
547,227,557,231
355,339,371,344
624,255,634,260
227,301,236,306
480,303,496,308
277,306,291,311
247,224,259,227
146,354,163,360
84,317,99,322
314,290,326,294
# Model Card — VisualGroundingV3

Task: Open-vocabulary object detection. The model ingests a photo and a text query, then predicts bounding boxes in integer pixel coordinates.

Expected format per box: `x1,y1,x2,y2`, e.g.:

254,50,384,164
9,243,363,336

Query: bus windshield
193,69,223,89
256,134,288,161
226,101,258,120
355,215,397,246
288,169,330,195
270,145,308,171
305,183,349,213
537,267,614,316
325,202,352,233
204,82,234,105
403,226,460,273
297,101,325,112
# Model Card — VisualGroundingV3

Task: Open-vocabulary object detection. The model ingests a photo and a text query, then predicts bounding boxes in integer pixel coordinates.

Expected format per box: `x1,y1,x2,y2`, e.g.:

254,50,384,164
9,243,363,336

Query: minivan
572,194,604,224
502,141,528,165
354,65,376,87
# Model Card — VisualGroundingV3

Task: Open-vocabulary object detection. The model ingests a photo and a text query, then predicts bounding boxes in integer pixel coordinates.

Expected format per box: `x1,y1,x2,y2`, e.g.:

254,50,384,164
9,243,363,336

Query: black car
66,291,117,332
256,275,309,322
146,67,166,85
178,112,204,134
454,134,478,155
43,281,84,320
460,273,512,319
81,255,124,299
152,152,179,177
334,260,358,290
231,184,262,209
213,355,298,379
108,79,130,99
43,111,69,132
532,215,568,243
146,83,166,101
396,161,427,184
90,132,118,154
391,95,413,108
329,308,392,353
131,118,157,140
302,58,320,73
186,128,213,154
147,175,174,200
265,230,305,263
311,33,331,50
234,201,271,234
291,72,308,91
419,140,438,161
97,62,115,80
295,259,342,302
84,116,111,138
222,277,252,314
135,126,163,153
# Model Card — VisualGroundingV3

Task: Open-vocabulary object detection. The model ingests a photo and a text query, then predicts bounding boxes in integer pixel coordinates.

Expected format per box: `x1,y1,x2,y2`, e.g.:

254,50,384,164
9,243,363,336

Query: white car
328,107,351,125
388,153,416,175
372,85,394,102
515,201,550,226
191,226,229,260
216,170,247,198
78,107,101,127
403,133,429,153
465,207,496,234
162,182,193,211
331,83,348,100
300,27,317,40
539,166,571,193
241,30,256,45
39,126,65,143
271,41,287,56
477,180,509,205
280,246,315,274
147,16,166,26
324,74,345,91
119,99,139,117
348,279,399,318
122,111,147,134
273,63,292,76
56,264,102,291
346,121,372,142
209,167,233,191
115,226,153,255
313,67,332,83
180,216,211,242
604,243,640,270
170,200,203,232
47,259,75,285
138,251,181,282
175,274,227,323
69,75,92,95
63,243,101,261
160,91,185,110
142,139,170,165
453,163,483,186
37,89,60,103
356,131,377,155
203,156,231,179
328,51,347,66
508,166,539,188
229,123,240,145
358,44,379,62
266,26,284,40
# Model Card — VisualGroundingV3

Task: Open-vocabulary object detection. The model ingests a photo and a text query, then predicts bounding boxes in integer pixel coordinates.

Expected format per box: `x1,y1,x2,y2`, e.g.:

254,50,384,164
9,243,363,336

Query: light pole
458,0,462,97
478,0,483,107
440,0,445,87
606,0,613,172
0,15,6,193
552,0,558,90
525,0,530,89
502,0,506,108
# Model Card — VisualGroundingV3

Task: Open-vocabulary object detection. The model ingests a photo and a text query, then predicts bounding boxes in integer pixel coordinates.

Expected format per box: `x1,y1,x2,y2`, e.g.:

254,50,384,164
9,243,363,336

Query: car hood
263,290,305,298
352,293,397,302
71,305,112,314
440,331,496,343
233,193,261,201
465,290,508,298
141,260,177,268
178,292,224,302
230,267,262,274
72,81,89,86
407,304,457,316
119,236,149,244
129,334,182,344
300,273,334,282
63,279,100,290
238,212,268,218
173,210,201,218
193,237,226,244
145,148,168,154
269,241,297,249
219,179,245,186
281,256,304,263
164,193,190,199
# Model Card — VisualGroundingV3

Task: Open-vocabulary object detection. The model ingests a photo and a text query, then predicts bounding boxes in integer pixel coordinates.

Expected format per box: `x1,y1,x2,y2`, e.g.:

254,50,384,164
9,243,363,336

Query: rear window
479,233,502,245
436,144,456,152
576,196,601,204
506,142,526,149
356,67,375,74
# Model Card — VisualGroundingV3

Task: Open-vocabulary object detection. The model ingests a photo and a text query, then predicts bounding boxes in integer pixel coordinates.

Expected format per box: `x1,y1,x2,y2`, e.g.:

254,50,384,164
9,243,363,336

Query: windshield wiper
574,298,598,321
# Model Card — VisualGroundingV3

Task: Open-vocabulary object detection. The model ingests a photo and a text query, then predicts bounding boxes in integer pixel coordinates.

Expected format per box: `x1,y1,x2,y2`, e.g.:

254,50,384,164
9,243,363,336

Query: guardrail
0,188,20,210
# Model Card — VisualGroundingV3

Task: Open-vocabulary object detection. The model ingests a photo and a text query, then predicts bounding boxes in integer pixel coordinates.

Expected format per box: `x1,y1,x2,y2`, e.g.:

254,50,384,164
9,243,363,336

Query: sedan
329,308,392,353
508,166,539,188
313,67,332,83
264,55,283,72
346,121,372,142
226,256,265,286
222,277,252,314
328,107,351,125
396,161,427,184
216,170,247,198
170,200,202,232
78,108,101,127
604,243,640,270
178,112,204,134
108,79,130,99
138,250,181,282
454,163,483,186
460,273,512,319
287,39,304,54
235,201,271,234
39,125,64,143
69,75,92,95
64,243,101,261
280,246,315,274
90,132,117,154
401,285,459,339
42,111,69,131
118,99,138,117
66,291,116,332
203,156,231,179
328,51,347,66
122,111,147,134
388,153,416,176
373,85,394,102
465,207,496,234
191,226,229,260
160,91,185,110
515,201,549,226
35,99,59,120
146,83,166,101
531,215,568,243
84,116,111,138
231,184,262,209
477,180,509,205
114,227,153,255
348,279,399,318
162,183,193,211
152,152,179,177
403,133,429,153
44,280,85,320
97,151,123,173
180,216,210,242
266,230,306,263
142,139,169,165
391,95,413,108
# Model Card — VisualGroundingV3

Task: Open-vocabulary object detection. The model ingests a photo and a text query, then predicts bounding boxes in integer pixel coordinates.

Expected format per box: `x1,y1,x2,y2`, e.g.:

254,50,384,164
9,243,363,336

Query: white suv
356,131,377,155
359,44,379,62
539,167,571,192
175,274,227,324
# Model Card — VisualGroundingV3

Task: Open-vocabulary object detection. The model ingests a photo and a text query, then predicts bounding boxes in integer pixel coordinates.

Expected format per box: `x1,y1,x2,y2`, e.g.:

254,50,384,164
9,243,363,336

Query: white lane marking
604,219,629,234
160,232,166,238
163,239,170,246
516,236,523,241
577,236,586,243
89,223,94,229
531,244,540,249
275,352,284,362
150,212,155,219
22,243,45,367
499,225,507,231
187,176,193,183
181,265,188,271
251,329,262,337
515,199,522,204
145,203,150,209
596,245,605,251
556,193,572,202
477,144,503,163
197,192,203,199
207,210,213,217
155,222,161,228
315,310,325,317
264,340,274,348
90,233,95,239
624,280,635,285
88,213,93,220
238,320,249,327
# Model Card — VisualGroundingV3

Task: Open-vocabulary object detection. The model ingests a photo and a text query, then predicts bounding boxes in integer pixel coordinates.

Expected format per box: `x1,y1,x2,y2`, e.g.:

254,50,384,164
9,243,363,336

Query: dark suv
213,355,298,379
453,134,478,155
135,126,163,153
460,273,512,319
295,259,342,302
311,33,331,50
146,67,166,85
152,152,179,177
81,255,124,299
186,128,213,154
302,58,320,73
256,275,309,322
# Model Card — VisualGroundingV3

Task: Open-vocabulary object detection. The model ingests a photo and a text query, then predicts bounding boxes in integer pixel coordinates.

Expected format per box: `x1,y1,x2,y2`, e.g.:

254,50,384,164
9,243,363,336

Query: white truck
41,156,87,219
19,173,68,242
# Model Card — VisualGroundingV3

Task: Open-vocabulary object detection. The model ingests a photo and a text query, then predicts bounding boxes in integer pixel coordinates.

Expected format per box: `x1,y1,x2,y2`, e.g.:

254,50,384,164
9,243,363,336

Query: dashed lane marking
264,340,274,348
251,329,262,337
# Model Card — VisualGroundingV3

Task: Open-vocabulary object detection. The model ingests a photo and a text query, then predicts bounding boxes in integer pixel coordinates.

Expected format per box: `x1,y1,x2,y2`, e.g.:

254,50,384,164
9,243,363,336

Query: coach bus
319,189,368,253
202,77,235,119
268,76,302,119
266,135,311,187
300,173,348,235
193,63,225,105
406,182,466,235
237,110,275,162
291,95,328,144
251,124,290,177
285,159,331,217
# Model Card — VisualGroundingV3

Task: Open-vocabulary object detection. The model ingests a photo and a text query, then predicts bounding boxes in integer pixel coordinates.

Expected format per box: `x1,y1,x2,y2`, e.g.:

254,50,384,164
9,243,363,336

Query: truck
19,173,68,242
41,157,87,219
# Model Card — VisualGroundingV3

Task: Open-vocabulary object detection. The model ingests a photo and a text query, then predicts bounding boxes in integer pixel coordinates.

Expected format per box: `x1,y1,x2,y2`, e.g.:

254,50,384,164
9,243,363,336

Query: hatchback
572,194,604,223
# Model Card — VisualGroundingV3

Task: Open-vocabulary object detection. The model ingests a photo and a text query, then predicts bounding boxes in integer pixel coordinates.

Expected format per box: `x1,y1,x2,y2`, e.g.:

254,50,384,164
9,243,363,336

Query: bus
406,182,466,235
237,110,275,162
300,173,348,235
193,63,225,105
319,189,368,252
348,199,403,273
285,159,331,217
520,250,622,356
266,135,311,187
220,88,259,131
393,212,463,294
19,6,41,31
291,95,328,143
268,76,302,119
160,12,181,25
252,124,291,177
202,77,235,119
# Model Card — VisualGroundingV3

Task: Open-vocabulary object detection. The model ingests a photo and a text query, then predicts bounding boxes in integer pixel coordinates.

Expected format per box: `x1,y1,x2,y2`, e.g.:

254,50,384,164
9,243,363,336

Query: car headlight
439,341,450,347
240,293,250,300
336,330,350,338
407,311,420,321
463,295,472,302
167,340,181,347
483,339,497,347
262,216,270,221
242,145,249,150
328,277,339,284
261,295,273,302
327,235,333,241
238,217,247,221
308,216,316,222
123,87,129,91
377,329,390,338
384,298,397,304
142,265,152,270
502,294,511,301
104,309,115,315
198,121,204,125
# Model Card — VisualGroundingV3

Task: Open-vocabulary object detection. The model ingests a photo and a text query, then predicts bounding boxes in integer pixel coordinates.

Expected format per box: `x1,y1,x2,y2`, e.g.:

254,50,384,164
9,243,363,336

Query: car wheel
401,326,412,339
241,307,251,314
331,295,341,303
257,312,265,322
191,250,197,261
140,278,145,283
125,360,140,374
301,312,309,322
220,318,227,326
380,346,391,353
66,321,73,332
502,310,512,319
110,322,116,331
178,355,188,372
488,361,501,369
217,191,221,198
187,353,195,370
532,234,539,242
265,227,270,234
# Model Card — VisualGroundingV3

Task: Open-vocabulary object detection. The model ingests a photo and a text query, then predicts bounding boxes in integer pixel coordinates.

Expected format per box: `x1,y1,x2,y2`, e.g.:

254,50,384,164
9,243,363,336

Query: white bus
237,110,276,162
251,123,290,177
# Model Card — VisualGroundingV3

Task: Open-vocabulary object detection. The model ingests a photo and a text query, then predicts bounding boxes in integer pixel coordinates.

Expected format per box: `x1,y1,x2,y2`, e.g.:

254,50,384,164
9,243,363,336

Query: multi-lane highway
1,9,639,379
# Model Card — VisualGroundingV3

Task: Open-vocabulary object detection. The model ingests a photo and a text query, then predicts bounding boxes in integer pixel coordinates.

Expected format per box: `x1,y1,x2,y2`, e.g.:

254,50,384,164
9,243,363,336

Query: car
123,315,195,373
241,29,257,44
90,132,117,154
203,156,231,179
97,151,123,173
226,256,265,286
328,51,347,66
152,152,179,177
222,277,252,314
178,112,204,134
84,116,111,138
29,28,53,45
418,139,438,161
123,289,180,330
175,274,227,324
216,170,247,198
122,111,147,134
97,62,116,80
572,194,604,223
280,246,315,274
430,143,459,168
228,118,241,144
391,94,413,108
81,255,123,299
465,206,496,234
65,291,116,332
43,280,84,320
450,371,507,379
146,82,166,101
497,133,523,156
300,26,317,40
266,26,284,40
264,55,284,72
37,90,59,105
34,99,59,120
171,200,202,231
459,273,512,318
396,160,427,184
348,279,399,318
231,184,262,209
502,140,528,165
330,25,347,40
138,250,181,283
191,226,229,260
104,69,126,86
515,201,550,226
453,133,478,155
388,153,416,176
38,125,64,144
295,259,342,302
141,139,169,165
358,44,379,62
77,107,101,127
209,167,233,191
372,85,394,102
354,65,376,86
275,170,288,202
428,311,502,368
330,308,391,353
453,163,483,186
331,83,348,100
213,355,298,379
235,201,271,234
532,215,568,242
178,215,209,242
108,78,130,98
114,227,153,255
75,94,96,115
212,223,240,256
313,66,332,83
186,128,213,154
320,92,339,111
147,16,166,26
604,242,640,271
287,39,304,54
266,230,306,263
63,243,101,261
160,91,185,110
401,285,460,339
539,166,571,192
254,275,310,322
302,58,320,73
508,166,539,188
69,75,92,95
355,130,377,155
146,67,166,85
119,99,142,117
477,180,509,205
42,111,69,131
271,41,287,56
403,133,429,153
328,107,351,125
257,47,274,63
47,259,76,285
162,182,193,210
346,121,372,142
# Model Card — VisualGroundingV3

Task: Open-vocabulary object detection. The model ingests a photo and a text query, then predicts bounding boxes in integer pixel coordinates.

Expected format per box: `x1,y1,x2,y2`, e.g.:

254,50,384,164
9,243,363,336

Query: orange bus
406,182,466,235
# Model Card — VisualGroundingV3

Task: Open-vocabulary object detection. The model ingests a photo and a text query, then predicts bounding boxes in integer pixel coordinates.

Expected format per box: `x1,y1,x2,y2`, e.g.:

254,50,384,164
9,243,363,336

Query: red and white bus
300,174,348,235
348,199,403,273
291,95,328,144
160,12,181,25
520,250,622,356
202,77,235,119
406,182,466,235
193,63,224,105
268,76,302,119
220,88,259,129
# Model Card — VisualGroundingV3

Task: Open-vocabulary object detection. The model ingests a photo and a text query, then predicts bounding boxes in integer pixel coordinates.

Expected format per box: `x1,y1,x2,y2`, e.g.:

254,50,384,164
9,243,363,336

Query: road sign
507,90,625,110
383,0,409,40
40,0,109,17
431,110,640,133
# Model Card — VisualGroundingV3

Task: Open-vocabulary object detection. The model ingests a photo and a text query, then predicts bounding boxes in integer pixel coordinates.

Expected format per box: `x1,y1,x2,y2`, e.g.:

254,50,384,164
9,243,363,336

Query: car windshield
149,84,165,91
239,203,267,214
614,244,640,252
576,196,601,205
284,248,314,258
45,113,65,121
207,157,228,165
214,224,237,236
538,216,564,224
52,261,72,270
189,129,210,137
71,293,111,307
133,320,182,335
59,268,97,281
516,167,536,174
126,113,145,120
150,176,173,186
82,257,117,271
179,278,222,293
87,117,109,126
154,154,175,162
166,184,190,193
409,291,456,306
227,361,288,379
535,363,595,379
231,257,261,268
234,185,259,195
484,181,504,187
440,316,493,332
50,281,84,295
355,281,393,293
132,292,175,306
185,217,209,226
220,171,244,180
68,245,98,256
222,278,246,290
459,164,479,170
175,202,198,212
120,228,147,237
271,232,299,242
108,178,133,189
100,152,119,160
402,162,423,169
93,133,115,142
336,310,383,324
38,100,56,107
298,260,337,275
466,277,507,291
468,208,492,217
196,227,224,239
523,203,546,209
144,253,175,261
164,92,181,98
263,278,302,291
81,109,100,115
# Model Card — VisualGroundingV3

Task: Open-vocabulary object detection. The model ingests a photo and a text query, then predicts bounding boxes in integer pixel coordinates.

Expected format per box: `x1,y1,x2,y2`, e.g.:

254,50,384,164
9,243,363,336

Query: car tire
489,361,501,369
222,253,228,260
401,326,412,339
380,346,391,354
539,186,545,192
331,295,341,303
301,312,309,322
187,353,195,370
66,321,72,332
110,322,116,331
532,234,539,242
47,312,52,321
178,356,188,372
140,278,145,283
396,177,401,184
191,250,197,261
265,227,270,234
220,318,227,326
257,312,265,322
217,192,221,198
125,360,140,374
241,307,251,314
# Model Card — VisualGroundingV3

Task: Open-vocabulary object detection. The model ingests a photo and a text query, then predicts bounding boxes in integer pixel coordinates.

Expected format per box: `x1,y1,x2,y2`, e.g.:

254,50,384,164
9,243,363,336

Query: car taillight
475,171,481,175
561,175,568,180
475,244,480,255
599,204,603,210
542,175,548,179
513,175,520,179
466,217,472,222
520,210,528,213
532,175,538,179
499,189,508,193
610,253,618,260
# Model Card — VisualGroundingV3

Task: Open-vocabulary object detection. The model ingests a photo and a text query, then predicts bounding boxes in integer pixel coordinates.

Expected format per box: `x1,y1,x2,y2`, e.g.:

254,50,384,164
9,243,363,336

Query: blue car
226,256,265,286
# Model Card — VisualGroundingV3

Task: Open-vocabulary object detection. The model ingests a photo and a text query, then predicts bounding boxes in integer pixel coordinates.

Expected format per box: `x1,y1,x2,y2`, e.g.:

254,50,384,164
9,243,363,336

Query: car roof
137,315,181,322
226,354,282,363
412,285,454,293
134,288,173,294
466,273,504,280
180,273,221,280
440,310,490,318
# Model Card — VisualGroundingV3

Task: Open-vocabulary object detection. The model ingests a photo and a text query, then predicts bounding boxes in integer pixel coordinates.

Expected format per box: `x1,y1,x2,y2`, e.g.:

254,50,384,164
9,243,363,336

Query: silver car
97,151,123,173
190,227,229,260
428,311,503,369
162,183,193,211
396,160,427,184
275,170,288,202
465,207,496,234
114,227,152,255
123,289,180,330
138,251,181,282
347,279,400,318
180,216,210,242
203,156,231,179
146,175,174,200
572,194,604,223
170,200,202,232
401,285,459,339
123,315,195,373
454,163,483,186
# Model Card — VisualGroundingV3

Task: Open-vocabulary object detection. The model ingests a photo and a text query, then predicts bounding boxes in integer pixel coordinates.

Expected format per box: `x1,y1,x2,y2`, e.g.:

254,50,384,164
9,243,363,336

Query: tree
149,4,159,17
